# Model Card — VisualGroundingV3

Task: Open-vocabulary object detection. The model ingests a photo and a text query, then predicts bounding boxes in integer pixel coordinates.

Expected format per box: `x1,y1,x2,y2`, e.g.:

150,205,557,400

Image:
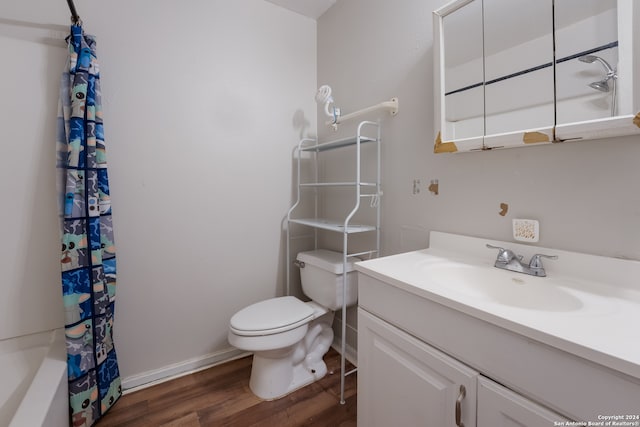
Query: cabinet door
478,376,570,426
358,308,477,427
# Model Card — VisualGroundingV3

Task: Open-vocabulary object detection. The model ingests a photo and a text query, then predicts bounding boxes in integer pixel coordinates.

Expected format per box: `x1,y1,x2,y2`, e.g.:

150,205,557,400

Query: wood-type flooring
98,348,357,427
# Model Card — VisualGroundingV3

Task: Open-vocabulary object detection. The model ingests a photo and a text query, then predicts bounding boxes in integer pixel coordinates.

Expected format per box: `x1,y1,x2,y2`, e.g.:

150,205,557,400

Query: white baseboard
121,347,250,393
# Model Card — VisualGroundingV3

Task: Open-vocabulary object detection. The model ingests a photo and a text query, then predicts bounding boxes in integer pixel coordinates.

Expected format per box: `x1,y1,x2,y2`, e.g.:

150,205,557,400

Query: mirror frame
433,0,640,154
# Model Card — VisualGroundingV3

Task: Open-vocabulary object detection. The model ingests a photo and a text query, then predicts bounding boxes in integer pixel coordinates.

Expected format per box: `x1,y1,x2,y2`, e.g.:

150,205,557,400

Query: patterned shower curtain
57,25,121,427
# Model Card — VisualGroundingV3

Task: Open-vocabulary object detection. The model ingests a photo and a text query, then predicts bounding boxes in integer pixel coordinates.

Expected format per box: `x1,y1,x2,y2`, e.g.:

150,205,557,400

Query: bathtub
0,329,68,427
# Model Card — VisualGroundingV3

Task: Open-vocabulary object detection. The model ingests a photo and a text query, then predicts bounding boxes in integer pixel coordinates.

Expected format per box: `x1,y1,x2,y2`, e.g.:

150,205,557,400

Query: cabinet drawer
478,376,570,426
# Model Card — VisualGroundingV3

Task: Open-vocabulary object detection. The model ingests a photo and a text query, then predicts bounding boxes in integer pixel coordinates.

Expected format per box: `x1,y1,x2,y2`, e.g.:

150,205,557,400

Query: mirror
433,0,640,153
555,0,640,141
440,0,484,150
483,0,554,147
555,0,618,126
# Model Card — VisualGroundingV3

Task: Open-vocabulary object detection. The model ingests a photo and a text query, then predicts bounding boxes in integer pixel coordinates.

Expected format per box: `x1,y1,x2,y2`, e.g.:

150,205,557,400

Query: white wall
1,0,317,385
318,0,640,353
0,24,66,342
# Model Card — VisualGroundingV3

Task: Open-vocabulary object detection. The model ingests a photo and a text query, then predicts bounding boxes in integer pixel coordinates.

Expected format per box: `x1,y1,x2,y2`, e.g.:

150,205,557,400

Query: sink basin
419,260,595,312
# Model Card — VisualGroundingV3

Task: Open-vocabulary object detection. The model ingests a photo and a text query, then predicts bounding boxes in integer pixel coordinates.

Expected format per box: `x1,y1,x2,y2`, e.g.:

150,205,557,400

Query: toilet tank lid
296,249,361,274
230,296,314,334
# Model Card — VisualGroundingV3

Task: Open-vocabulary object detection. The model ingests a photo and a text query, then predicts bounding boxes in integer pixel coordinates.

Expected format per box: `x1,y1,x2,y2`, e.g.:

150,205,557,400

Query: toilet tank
296,249,360,311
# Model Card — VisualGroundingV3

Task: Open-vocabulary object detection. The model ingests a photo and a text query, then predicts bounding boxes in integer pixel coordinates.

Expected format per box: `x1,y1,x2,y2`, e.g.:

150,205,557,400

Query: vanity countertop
355,232,640,380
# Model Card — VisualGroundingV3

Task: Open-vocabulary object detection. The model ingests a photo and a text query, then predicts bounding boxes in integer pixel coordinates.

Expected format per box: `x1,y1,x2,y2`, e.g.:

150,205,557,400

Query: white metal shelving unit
286,120,382,404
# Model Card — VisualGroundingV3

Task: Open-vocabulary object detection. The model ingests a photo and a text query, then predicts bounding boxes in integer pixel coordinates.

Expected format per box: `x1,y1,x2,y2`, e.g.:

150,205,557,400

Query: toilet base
248,312,334,400
249,351,327,400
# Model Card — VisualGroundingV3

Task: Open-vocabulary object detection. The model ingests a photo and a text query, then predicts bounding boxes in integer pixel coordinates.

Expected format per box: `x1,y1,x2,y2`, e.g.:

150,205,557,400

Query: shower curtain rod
66,0,81,24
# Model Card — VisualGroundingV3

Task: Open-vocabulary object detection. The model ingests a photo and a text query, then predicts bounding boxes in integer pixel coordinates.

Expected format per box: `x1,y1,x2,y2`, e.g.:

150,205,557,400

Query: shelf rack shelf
299,182,378,187
289,218,377,234
299,135,376,152
286,120,382,405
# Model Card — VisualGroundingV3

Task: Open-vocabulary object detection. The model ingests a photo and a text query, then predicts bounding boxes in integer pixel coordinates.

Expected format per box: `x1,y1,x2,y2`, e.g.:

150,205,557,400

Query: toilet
228,249,359,400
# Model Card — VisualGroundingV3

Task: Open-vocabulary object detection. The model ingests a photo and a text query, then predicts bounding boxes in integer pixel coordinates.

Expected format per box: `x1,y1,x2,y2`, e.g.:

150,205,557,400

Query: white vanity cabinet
355,231,640,426
358,306,570,427
358,308,477,427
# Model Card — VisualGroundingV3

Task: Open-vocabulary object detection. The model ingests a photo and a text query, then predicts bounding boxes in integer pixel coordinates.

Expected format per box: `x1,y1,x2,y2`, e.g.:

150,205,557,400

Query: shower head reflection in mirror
579,55,617,115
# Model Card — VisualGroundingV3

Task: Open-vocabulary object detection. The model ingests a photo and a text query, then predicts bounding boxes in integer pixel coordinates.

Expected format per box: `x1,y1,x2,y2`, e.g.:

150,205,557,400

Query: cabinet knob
455,384,466,427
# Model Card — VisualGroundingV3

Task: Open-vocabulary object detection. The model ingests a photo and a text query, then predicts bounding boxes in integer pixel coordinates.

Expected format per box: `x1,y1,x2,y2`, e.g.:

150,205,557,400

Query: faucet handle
529,253,558,269
486,244,503,251
486,244,518,263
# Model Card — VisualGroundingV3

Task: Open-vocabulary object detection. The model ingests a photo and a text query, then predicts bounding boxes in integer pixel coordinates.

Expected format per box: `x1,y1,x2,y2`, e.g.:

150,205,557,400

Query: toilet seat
230,296,314,337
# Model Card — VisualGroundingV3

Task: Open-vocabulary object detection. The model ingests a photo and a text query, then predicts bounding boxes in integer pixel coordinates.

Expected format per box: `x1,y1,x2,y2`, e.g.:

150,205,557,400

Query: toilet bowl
227,249,359,400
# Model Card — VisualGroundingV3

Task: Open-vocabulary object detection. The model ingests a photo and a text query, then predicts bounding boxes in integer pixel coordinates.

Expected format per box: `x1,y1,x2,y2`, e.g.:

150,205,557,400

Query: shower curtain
57,25,121,427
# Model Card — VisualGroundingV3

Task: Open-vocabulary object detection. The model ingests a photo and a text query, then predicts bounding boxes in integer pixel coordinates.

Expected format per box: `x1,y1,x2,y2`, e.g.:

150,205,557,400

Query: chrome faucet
486,244,557,277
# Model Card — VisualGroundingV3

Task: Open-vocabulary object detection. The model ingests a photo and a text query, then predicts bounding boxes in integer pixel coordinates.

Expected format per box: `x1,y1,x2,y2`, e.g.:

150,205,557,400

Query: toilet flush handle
294,260,305,268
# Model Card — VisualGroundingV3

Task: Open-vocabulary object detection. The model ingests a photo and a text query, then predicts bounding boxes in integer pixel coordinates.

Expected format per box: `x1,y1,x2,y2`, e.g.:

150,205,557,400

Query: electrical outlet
412,179,421,194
